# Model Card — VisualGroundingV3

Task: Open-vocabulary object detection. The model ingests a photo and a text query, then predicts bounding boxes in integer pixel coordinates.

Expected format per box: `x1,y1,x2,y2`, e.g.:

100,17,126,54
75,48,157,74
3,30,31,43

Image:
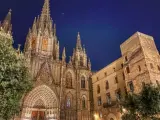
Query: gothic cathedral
21,0,92,120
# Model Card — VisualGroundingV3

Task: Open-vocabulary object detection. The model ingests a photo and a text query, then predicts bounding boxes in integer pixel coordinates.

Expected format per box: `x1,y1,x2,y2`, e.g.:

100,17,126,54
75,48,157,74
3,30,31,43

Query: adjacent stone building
92,32,160,120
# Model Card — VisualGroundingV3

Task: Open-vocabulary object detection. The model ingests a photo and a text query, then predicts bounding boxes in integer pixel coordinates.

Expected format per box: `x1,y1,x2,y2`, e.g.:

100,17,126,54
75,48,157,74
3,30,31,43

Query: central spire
39,0,51,30
41,0,50,20
76,32,82,50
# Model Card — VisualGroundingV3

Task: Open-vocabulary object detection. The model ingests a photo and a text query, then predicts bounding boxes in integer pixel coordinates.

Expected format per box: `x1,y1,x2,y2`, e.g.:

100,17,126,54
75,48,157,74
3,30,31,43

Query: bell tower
24,0,59,59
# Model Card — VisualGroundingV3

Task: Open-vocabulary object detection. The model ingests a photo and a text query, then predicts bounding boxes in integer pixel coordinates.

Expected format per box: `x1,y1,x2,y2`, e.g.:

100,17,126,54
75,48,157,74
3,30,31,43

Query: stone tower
120,32,160,93
21,0,92,120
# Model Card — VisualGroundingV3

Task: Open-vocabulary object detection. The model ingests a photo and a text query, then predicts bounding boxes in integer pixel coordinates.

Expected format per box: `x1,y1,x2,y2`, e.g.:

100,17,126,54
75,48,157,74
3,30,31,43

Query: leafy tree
0,36,32,120
121,84,160,120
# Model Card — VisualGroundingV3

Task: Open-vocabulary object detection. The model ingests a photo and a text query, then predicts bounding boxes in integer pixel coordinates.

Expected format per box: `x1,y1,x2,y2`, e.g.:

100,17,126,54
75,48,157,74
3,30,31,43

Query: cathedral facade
21,0,92,120
1,0,160,120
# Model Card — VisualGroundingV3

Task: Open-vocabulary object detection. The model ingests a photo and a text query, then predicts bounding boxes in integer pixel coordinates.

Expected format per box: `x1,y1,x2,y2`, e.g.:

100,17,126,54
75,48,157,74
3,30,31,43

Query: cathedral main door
21,85,59,120
31,111,45,120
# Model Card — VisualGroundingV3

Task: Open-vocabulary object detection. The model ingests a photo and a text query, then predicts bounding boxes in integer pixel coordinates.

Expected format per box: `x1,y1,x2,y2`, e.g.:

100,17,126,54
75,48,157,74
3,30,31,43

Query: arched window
66,97,71,108
82,97,86,109
126,66,130,73
81,76,85,88
106,81,109,90
66,72,72,88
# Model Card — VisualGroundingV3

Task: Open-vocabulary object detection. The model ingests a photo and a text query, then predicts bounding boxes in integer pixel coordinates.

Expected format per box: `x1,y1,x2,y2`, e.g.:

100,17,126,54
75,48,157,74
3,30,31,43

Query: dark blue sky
0,0,160,71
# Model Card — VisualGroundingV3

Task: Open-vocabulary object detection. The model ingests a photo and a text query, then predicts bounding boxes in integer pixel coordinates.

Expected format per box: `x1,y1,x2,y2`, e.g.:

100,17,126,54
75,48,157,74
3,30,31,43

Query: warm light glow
94,113,99,120
122,108,127,113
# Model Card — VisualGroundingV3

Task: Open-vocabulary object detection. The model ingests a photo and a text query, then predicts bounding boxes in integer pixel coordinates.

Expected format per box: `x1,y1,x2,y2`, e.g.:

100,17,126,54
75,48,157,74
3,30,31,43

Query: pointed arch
65,92,73,109
81,76,86,89
24,85,58,108
81,95,87,109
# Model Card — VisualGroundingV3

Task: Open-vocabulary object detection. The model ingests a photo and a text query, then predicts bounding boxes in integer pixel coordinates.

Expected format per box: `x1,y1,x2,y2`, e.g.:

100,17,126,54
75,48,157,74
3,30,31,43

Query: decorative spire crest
40,0,51,29
76,32,82,50
2,9,12,33
62,47,66,62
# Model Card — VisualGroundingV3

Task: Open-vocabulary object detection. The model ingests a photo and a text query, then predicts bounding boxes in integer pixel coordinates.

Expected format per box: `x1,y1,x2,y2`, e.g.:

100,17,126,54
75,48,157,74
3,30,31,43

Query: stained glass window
81,76,85,88
82,97,86,109
66,97,71,108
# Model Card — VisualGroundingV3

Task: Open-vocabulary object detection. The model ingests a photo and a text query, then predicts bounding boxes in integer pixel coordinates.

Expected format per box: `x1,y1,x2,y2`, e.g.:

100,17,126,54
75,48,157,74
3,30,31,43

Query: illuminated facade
1,1,160,120
21,0,92,120
92,32,160,120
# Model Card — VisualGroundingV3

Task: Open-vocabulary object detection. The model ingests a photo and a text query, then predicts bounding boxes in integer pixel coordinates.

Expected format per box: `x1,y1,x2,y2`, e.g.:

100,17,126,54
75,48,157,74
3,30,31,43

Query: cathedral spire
76,32,82,50
2,9,12,33
62,47,66,62
40,0,51,27
32,17,37,35
53,23,56,36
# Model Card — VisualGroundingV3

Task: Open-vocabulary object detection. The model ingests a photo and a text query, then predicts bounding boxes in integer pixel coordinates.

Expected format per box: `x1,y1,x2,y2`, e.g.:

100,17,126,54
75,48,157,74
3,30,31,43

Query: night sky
0,0,160,71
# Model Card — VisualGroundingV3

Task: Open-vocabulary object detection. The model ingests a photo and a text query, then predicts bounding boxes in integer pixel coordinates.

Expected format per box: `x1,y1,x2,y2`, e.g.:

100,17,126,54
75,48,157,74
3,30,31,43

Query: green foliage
0,37,32,120
121,84,160,120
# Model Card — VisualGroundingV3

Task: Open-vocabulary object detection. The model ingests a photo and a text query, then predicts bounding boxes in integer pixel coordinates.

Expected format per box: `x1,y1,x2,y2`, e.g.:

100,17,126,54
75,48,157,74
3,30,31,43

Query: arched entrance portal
21,85,59,120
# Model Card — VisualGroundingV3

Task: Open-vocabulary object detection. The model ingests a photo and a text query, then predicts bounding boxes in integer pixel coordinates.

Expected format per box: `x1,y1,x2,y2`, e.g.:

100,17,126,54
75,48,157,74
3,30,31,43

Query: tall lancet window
66,97,71,108
42,37,48,51
81,76,86,89
66,72,72,88
80,56,83,66
82,97,86,109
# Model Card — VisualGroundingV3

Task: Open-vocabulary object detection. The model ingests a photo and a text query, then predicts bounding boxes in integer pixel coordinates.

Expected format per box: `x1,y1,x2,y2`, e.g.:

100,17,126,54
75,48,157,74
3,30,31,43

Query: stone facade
1,2,160,120
21,0,92,120
92,32,160,120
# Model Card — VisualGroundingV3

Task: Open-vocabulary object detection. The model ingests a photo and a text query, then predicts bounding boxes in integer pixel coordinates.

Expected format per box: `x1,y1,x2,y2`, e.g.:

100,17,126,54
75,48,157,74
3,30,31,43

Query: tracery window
82,97,86,109
66,97,71,108
66,72,72,88
81,76,85,88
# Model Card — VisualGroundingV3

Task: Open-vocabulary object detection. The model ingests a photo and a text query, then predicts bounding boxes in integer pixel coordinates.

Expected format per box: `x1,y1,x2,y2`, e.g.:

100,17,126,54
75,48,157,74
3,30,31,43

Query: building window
66,72,72,88
97,77,99,81
97,85,100,94
115,76,118,84
156,80,160,86
115,89,121,101
126,66,130,73
104,72,107,76
138,65,141,72
97,96,102,106
128,81,134,92
66,97,71,108
82,97,86,109
157,65,160,71
124,87,127,95
106,81,109,90
125,56,128,62
150,63,154,69
106,93,111,104
81,76,85,88
121,64,123,68
113,67,116,71
123,72,125,80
